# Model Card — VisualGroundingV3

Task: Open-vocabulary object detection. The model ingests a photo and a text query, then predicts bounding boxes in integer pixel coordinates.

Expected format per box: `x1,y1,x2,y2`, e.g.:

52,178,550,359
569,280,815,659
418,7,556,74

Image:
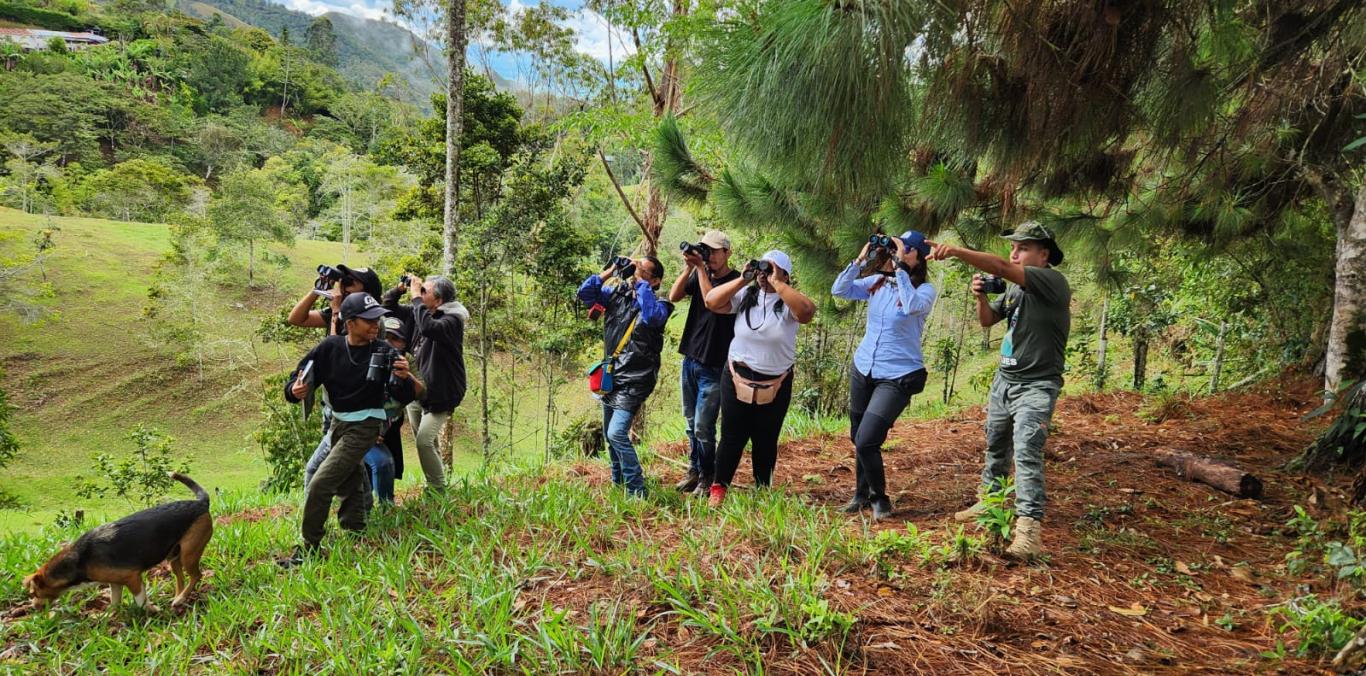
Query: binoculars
609,256,635,279
679,241,712,259
317,265,343,282
400,274,413,287
980,274,1007,294
868,234,895,252
742,259,773,282
366,346,401,386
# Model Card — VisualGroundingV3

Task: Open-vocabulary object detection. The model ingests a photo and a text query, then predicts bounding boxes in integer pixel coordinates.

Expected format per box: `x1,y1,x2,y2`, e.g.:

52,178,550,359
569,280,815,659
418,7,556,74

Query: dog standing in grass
22,472,212,612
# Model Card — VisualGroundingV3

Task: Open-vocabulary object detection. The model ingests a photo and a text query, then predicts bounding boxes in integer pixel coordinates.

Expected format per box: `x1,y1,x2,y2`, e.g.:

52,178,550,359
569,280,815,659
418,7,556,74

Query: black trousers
848,367,926,502
713,363,794,488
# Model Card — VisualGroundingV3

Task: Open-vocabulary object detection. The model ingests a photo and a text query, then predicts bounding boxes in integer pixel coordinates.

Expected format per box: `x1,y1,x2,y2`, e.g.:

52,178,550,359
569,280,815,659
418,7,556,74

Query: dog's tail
171,472,209,504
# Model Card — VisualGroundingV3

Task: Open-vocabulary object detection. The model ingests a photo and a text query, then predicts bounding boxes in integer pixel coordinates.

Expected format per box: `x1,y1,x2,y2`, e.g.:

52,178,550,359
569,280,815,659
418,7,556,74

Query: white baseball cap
761,249,792,275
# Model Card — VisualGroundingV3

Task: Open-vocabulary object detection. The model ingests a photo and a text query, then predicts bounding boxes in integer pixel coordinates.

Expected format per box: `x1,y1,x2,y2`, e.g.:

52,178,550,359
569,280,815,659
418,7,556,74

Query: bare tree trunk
1210,320,1228,394
1325,184,1366,398
441,0,468,276
1133,337,1148,391
1096,293,1109,390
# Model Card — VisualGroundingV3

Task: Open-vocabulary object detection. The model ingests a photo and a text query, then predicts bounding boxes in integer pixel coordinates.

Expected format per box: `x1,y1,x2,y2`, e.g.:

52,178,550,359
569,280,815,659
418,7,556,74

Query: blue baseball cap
899,231,931,258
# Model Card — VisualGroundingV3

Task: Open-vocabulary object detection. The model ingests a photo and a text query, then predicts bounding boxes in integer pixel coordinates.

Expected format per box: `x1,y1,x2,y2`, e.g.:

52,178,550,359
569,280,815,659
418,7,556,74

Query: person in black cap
927,221,1070,560
279,293,419,567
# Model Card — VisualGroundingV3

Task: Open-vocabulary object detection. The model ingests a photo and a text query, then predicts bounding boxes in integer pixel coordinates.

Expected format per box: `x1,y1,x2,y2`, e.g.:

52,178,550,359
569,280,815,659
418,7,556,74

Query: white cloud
503,1,634,63
565,7,634,62
275,0,390,22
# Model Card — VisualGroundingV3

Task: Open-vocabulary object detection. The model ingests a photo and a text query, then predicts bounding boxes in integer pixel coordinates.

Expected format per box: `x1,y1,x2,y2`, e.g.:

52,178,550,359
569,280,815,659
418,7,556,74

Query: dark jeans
848,367,926,502
680,357,723,479
301,417,383,546
713,363,794,488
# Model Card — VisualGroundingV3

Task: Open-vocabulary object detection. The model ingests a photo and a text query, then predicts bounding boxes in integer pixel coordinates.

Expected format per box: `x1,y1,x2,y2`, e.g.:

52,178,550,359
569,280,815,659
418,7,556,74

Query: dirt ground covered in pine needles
551,377,1349,674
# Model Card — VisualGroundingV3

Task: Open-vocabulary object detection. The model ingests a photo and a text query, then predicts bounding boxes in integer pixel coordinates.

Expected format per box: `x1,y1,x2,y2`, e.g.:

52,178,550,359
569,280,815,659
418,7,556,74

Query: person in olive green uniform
927,222,1071,559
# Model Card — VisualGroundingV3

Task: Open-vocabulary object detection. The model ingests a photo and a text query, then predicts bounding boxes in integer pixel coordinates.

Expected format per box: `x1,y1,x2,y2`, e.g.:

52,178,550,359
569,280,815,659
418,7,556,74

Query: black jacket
384,288,468,413
285,336,416,413
579,276,673,412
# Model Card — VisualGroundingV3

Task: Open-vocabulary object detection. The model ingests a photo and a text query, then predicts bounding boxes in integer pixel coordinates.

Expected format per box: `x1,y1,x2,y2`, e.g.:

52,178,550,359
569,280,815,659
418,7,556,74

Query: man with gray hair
387,273,468,491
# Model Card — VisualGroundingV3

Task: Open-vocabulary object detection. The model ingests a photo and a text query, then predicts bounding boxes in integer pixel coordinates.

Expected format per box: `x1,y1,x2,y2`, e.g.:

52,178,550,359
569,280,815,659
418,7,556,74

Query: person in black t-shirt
278,293,418,567
666,230,739,497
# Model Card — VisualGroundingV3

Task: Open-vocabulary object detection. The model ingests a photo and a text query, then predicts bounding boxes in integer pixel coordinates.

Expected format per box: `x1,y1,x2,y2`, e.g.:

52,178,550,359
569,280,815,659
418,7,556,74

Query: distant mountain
178,0,446,108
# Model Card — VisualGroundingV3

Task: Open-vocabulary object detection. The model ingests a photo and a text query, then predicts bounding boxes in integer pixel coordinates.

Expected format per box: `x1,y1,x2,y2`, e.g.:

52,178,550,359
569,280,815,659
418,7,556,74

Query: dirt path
651,378,1340,673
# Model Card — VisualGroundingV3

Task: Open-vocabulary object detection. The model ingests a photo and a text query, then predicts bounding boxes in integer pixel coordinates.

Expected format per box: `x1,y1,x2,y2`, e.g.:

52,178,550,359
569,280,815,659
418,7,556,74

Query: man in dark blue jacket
577,256,672,497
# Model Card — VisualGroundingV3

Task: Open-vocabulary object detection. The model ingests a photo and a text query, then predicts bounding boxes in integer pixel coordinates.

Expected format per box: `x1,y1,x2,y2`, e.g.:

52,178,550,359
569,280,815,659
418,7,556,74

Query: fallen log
1155,451,1264,499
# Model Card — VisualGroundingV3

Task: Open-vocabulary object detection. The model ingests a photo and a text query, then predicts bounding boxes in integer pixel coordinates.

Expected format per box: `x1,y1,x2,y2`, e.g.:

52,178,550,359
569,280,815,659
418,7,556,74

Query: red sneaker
708,484,727,508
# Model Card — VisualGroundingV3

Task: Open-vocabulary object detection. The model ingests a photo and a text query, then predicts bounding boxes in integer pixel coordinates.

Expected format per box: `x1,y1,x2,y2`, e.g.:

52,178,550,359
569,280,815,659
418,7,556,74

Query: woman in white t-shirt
702,250,817,506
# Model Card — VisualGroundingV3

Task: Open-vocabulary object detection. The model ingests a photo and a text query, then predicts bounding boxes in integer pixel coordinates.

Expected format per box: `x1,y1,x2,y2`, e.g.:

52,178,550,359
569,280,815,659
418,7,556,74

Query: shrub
253,371,321,493
75,425,191,506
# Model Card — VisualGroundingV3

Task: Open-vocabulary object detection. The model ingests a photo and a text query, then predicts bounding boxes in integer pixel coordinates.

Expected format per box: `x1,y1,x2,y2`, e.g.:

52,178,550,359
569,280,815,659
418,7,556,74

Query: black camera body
742,259,773,282
980,274,1007,294
679,241,712,260
366,345,398,384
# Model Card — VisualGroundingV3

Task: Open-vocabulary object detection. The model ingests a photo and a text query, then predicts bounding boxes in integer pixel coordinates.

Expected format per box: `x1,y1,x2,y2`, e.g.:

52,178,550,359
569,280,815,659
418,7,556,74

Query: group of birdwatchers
276,222,1069,566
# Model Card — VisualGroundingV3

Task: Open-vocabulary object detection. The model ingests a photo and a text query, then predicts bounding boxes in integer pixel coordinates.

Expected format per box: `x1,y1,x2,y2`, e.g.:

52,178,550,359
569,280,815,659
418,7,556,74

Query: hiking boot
708,484,727,508
1005,516,1044,560
675,470,700,493
276,544,319,570
692,476,713,498
871,498,893,521
953,500,989,522
839,496,868,514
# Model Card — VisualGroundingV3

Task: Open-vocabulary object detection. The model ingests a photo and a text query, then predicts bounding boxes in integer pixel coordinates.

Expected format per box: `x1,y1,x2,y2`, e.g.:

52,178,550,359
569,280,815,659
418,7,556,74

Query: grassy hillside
0,209,348,532
0,380,1338,671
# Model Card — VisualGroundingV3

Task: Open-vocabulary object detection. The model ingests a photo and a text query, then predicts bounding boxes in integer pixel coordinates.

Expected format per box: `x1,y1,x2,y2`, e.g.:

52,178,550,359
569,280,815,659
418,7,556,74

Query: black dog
24,472,213,612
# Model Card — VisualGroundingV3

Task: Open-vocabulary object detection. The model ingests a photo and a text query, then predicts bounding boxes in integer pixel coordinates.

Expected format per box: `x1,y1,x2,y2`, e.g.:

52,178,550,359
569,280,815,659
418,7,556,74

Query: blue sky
271,0,631,84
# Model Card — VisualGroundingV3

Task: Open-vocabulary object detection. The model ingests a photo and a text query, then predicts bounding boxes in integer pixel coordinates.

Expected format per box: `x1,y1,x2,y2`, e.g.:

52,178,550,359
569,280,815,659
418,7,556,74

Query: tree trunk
1325,183,1366,398
441,0,468,276
980,325,991,352
1133,337,1148,391
1096,293,1109,390
1210,320,1228,394
247,239,254,286
1155,451,1264,499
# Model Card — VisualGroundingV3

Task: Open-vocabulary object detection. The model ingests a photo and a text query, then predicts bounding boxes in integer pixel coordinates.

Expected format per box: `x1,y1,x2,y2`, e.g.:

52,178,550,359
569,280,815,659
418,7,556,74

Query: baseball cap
340,293,390,321
898,230,931,259
761,249,793,275
700,230,731,250
1002,221,1064,265
382,316,411,345
336,264,384,299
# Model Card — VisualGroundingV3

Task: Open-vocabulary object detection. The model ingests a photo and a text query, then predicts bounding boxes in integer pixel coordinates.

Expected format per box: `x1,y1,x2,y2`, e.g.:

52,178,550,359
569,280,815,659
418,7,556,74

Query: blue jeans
602,404,646,496
305,435,396,506
680,357,723,479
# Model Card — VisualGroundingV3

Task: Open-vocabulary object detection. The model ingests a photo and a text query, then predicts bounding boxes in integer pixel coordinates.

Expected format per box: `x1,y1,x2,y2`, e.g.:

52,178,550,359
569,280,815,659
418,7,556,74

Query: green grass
0,464,894,671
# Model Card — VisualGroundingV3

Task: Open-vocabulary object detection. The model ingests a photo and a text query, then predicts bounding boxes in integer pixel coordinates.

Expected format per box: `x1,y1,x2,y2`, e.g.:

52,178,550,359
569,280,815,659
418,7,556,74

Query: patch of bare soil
640,377,1339,673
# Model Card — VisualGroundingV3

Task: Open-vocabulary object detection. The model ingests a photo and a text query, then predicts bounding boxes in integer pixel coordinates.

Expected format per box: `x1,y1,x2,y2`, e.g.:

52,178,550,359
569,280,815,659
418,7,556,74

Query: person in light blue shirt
830,231,937,519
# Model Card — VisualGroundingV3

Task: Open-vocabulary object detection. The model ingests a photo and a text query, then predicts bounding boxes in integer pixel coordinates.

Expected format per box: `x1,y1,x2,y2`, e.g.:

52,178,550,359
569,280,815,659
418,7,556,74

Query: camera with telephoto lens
679,241,712,260
868,233,895,252
742,259,773,282
366,345,400,386
980,274,1007,294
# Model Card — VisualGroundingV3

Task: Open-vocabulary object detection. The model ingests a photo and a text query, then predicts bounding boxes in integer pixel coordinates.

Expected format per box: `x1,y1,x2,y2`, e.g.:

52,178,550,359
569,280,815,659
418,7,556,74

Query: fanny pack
587,316,638,395
729,360,790,405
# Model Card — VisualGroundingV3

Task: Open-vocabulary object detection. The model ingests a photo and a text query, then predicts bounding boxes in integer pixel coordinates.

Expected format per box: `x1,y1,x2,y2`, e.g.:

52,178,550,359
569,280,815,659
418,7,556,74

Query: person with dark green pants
279,292,418,568
927,222,1070,560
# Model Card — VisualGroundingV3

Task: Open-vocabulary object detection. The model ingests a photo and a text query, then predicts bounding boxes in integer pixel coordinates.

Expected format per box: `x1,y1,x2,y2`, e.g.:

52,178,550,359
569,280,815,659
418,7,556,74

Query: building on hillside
0,28,108,51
